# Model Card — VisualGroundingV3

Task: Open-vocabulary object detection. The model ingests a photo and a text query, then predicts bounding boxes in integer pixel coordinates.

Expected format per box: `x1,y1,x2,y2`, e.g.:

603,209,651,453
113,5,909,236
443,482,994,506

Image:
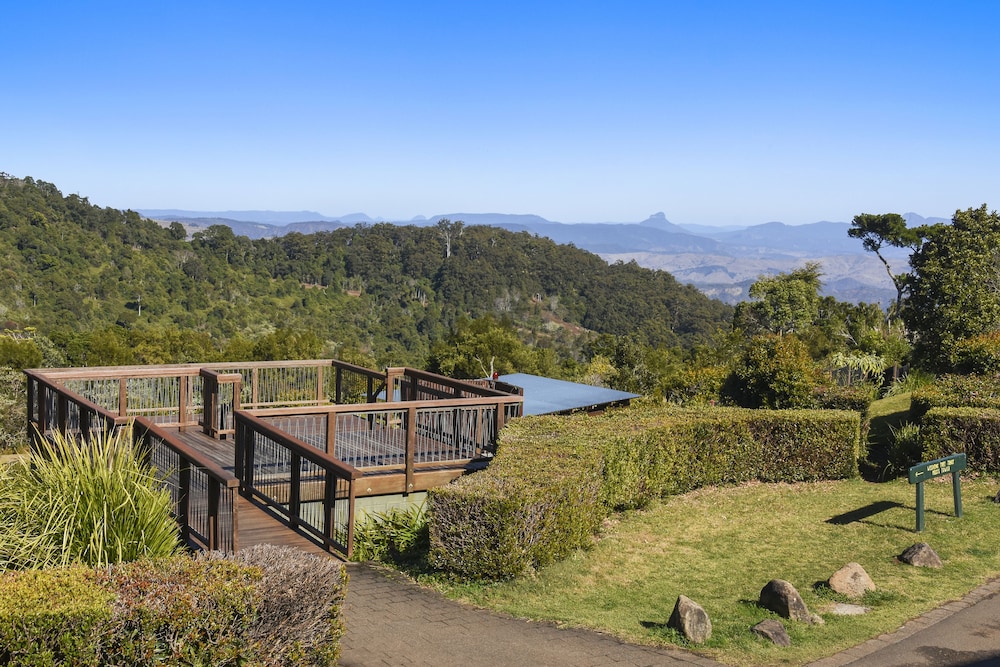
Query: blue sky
3,2,998,225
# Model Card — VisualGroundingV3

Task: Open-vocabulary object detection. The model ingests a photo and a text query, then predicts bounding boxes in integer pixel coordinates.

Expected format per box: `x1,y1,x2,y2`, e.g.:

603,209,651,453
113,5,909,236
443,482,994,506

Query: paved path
339,562,1000,667
339,563,722,667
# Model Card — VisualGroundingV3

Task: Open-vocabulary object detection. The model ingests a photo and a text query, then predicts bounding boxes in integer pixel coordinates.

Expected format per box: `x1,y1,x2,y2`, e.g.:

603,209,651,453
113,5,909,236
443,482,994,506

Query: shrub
205,545,347,666
722,334,820,409
952,331,1000,374
910,374,1000,422
0,548,347,666
0,428,181,571
352,504,429,565
921,407,1000,472
0,567,111,666
885,422,923,475
0,368,25,453
428,406,860,581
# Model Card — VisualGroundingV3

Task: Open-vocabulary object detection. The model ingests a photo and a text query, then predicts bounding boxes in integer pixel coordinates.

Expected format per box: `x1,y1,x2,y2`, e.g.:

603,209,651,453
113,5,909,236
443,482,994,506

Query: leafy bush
885,422,922,475
428,406,860,581
429,417,606,580
722,334,820,409
352,504,429,565
0,548,347,666
952,330,1000,374
0,368,25,453
0,428,181,570
921,407,1000,472
0,567,111,666
204,545,347,666
910,374,1000,422
812,382,877,412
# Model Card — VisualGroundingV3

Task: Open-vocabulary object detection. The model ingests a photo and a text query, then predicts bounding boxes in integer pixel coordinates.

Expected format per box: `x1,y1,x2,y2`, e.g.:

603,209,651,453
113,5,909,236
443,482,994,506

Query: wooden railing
235,412,360,557
133,417,240,552
25,370,240,553
248,394,523,492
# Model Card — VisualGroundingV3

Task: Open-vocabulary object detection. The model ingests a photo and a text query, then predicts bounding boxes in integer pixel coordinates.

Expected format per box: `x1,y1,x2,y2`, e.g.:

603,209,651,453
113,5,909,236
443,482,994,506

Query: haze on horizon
3,1,998,227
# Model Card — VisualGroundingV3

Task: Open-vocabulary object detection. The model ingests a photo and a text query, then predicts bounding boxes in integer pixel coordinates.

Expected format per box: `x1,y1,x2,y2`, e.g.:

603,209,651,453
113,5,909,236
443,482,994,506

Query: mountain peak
639,212,683,231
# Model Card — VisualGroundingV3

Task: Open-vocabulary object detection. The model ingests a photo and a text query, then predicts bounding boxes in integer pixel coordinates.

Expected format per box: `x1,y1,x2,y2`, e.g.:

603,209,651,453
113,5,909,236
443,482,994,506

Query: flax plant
0,428,181,570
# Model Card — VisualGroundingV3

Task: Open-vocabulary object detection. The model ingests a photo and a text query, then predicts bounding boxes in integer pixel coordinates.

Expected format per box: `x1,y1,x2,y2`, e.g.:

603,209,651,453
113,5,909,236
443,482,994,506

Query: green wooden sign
908,453,966,532
908,453,966,483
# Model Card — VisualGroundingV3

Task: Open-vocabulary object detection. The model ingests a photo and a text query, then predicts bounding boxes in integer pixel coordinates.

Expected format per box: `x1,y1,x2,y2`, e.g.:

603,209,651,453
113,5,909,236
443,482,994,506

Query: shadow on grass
826,501,904,525
827,501,958,531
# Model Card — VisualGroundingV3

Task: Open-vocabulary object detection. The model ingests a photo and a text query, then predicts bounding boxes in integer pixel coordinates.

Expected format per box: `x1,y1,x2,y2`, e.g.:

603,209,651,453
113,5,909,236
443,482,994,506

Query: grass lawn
435,475,1000,666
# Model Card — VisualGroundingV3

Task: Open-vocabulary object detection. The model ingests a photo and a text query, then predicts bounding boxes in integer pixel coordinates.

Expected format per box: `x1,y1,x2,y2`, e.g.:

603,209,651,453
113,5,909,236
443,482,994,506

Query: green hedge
0,546,346,666
910,374,1000,422
921,407,1000,472
428,406,860,581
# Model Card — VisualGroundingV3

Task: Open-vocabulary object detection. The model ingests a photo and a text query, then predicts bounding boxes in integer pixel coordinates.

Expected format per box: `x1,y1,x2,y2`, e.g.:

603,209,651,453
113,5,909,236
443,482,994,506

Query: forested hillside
0,175,733,372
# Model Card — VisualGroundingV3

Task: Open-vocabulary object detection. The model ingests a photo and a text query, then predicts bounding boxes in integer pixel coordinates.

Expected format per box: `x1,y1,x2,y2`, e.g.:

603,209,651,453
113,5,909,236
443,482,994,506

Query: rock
667,595,712,644
993,489,1000,504
752,619,791,646
759,579,813,622
899,542,943,568
828,562,876,599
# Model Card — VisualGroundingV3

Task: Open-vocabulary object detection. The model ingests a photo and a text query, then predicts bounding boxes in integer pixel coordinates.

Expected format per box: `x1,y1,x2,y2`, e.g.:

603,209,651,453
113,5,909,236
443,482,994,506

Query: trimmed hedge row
428,406,860,581
0,545,346,666
910,374,1000,422
921,407,1000,472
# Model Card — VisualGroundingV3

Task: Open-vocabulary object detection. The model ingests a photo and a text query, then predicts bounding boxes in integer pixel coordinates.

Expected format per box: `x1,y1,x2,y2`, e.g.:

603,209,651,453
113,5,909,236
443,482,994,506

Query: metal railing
248,395,523,493
25,370,240,553
235,412,360,557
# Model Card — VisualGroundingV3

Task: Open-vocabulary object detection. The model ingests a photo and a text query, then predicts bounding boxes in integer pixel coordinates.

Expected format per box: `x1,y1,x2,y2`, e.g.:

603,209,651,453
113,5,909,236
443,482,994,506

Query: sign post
908,453,967,532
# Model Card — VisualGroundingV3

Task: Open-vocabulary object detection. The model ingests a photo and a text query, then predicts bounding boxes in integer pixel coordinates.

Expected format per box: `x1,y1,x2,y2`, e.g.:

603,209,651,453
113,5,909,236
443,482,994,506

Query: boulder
667,595,712,644
899,542,943,568
752,619,791,646
759,579,813,623
828,562,875,599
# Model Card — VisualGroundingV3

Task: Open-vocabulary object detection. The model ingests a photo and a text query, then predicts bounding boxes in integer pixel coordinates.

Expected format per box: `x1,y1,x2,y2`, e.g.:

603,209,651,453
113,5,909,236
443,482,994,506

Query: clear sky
3,1,998,225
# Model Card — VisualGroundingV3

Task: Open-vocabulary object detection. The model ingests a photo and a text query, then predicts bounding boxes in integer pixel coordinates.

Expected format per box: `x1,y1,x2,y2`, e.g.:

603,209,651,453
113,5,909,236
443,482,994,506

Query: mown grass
407,394,1000,664
431,404,1000,666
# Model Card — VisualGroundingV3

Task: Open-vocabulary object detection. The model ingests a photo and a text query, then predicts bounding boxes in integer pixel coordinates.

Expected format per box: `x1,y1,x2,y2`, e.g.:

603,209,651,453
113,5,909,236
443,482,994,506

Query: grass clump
0,428,181,570
352,503,430,566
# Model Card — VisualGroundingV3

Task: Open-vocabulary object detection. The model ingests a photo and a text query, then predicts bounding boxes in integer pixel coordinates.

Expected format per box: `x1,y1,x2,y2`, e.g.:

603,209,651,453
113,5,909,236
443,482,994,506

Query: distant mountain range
138,209,948,306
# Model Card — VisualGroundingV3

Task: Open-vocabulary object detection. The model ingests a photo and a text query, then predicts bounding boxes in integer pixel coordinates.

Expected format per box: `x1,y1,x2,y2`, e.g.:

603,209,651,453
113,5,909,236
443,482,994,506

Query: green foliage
0,548,347,666
0,429,181,570
428,418,606,580
722,334,820,408
905,205,1000,371
0,368,26,453
0,175,734,371
352,504,429,565
734,263,822,336
952,331,1000,374
909,373,1000,423
921,408,1000,472
848,212,921,317
885,422,922,475
0,567,111,666
0,337,42,370
428,406,859,581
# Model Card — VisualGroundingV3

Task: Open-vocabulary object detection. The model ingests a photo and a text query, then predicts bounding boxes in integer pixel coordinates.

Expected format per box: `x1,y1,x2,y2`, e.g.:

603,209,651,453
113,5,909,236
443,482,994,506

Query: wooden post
179,374,189,430
326,412,337,456
118,378,127,417
207,477,220,550
289,452,302,527
405,405,416,494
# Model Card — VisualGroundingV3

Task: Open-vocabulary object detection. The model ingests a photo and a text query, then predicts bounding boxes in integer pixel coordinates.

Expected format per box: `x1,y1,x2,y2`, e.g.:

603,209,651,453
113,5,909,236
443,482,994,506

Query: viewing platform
25,360,524,559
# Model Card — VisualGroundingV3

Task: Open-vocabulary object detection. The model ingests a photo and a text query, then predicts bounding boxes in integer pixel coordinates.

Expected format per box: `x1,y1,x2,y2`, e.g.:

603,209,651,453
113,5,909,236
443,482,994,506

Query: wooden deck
168,424,487,498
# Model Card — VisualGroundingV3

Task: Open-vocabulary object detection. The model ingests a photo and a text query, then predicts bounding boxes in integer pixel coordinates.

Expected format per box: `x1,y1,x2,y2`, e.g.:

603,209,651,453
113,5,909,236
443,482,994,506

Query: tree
904,205,1000,371
733,263,823,337
436,219,464,259
848,213,921,319
722,334,819,409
